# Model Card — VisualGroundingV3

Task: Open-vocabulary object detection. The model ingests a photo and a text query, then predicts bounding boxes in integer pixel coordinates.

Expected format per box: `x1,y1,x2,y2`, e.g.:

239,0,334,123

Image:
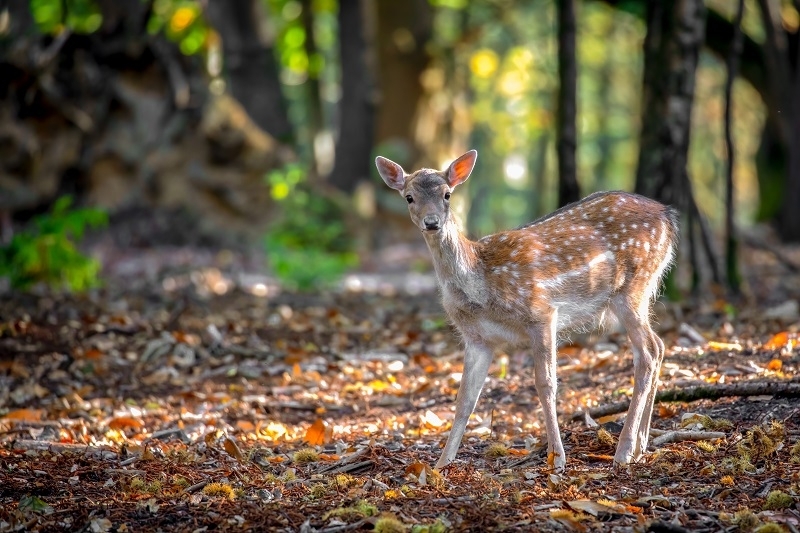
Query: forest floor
1,235,800,532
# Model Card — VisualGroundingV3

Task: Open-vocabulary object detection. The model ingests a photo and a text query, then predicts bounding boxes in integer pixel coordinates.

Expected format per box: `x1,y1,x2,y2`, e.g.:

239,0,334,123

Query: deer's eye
406,195,414,204
444,192,451,201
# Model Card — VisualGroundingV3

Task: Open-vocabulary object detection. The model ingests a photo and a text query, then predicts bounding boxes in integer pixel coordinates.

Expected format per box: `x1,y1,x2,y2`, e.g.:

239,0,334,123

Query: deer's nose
423,215,440,231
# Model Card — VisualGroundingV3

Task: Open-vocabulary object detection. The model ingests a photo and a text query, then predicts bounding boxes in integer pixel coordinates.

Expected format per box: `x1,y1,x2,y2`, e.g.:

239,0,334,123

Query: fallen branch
651,430,726,447
572,380,800,420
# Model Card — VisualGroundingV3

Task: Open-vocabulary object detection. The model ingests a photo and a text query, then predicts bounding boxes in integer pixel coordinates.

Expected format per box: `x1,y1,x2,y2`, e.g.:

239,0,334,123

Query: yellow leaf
422,410,444,429
170,6,197,33
706,341,742,351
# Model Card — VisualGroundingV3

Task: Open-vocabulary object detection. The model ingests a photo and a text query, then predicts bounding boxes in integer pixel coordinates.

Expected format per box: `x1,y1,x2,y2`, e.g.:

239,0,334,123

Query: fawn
375,150,678,471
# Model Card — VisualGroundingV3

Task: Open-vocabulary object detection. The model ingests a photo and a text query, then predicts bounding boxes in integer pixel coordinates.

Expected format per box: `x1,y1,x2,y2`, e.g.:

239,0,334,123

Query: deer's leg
610,296,661,466
531,312,566,472
435,340,493,469
636,329,665,456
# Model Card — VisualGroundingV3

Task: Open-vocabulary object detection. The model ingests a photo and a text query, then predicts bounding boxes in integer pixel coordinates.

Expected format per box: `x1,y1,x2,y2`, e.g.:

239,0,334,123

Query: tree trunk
556,0,580,206
634,0,705,209
205,0,293,141
328,0,376,193
300,0,324,166
374,0,432,160
723,0,744,294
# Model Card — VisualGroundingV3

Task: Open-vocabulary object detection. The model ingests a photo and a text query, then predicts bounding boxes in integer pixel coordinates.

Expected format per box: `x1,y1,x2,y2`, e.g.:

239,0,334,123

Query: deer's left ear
446,150,477,188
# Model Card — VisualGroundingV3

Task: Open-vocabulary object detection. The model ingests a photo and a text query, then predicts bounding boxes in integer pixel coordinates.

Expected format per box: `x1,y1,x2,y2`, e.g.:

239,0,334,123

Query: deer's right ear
375,156,406,191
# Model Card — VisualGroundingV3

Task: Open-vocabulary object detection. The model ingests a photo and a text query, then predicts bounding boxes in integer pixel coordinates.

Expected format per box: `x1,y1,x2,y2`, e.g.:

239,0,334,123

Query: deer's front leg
435,340,493,469
531,313,566,472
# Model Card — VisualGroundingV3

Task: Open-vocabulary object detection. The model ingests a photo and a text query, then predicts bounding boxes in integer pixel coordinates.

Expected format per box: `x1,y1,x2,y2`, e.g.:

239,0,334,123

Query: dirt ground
1,238,800,532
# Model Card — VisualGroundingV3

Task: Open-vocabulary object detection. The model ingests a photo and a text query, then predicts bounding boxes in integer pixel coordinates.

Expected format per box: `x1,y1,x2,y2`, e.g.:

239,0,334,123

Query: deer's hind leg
609,293,665,465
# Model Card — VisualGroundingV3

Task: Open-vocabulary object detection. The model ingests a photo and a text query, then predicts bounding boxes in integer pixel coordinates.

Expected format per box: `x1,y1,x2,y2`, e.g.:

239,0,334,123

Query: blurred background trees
1,0,798,292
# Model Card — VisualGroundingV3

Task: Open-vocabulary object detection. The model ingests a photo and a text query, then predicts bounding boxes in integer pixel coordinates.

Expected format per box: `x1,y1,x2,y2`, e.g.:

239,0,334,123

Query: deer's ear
446,150,477,188
375,156,406,191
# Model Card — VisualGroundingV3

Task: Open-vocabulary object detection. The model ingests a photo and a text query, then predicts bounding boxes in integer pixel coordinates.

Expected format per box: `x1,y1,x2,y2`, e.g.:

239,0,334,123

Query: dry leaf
236,420,255,432
422,410,444,429
224,437,244,461
304,419,328,446
108,417,144,431
405,462,432,479
584,453,614,462
706,341,742,351
3,408,45,421
84,348,104,360
767,359,783,371
566,500,620,517
763,331,798,351
658,404,679,418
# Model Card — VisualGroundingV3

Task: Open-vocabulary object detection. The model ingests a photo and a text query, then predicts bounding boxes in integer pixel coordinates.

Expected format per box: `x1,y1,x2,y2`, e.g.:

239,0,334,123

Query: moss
753,524,787,533
763,490,794,511
485,443,509,458
293,448,320,464
374,514,407,533
732,509,760,532
597,428,616,447
203,482,236,500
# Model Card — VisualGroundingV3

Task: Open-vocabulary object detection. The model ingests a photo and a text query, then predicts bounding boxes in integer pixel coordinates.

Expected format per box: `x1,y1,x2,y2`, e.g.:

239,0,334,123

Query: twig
651,430,726,447
571,380,800,420
647,521,694,533
317,519,367,533
104,469,147,476
185,480,208,493
322,460,374,475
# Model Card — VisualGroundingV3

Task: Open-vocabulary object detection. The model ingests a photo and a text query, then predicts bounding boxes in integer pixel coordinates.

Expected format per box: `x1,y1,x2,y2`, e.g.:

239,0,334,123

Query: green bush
265,164,358,291
0,196,107,291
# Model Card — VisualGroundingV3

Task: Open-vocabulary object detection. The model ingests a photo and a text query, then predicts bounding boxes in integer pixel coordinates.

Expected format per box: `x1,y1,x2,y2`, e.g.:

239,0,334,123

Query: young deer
376,150,678,471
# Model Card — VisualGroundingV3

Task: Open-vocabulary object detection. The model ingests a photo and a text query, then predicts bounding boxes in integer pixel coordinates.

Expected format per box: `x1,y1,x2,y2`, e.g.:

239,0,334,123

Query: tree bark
634,0,705,208
205,0,293,141
328,0,376,193
556,0,580,206
724,0,744,294
373,0,432,157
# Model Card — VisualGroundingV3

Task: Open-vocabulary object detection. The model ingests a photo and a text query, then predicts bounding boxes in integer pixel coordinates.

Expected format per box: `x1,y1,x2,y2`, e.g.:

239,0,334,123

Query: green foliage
0,197,107,292
147,0,212,56
31,0,103,34
265,164,358,291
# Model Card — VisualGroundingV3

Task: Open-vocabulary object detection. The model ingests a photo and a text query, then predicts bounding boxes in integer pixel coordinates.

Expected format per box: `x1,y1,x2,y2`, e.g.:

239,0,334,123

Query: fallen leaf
108,417,144,431
707,341,742,351
224,437,244,461
422,410,444,429
566,500,624,517
405,462,433,479
584,453,614,462
3,408,44,421
763,331,797,351
767,359,783,371
304,419,328,446
236,420,255,432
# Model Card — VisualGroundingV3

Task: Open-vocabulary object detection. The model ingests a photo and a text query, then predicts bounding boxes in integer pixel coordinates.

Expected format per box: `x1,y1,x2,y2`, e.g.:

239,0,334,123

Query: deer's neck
424,217,483,296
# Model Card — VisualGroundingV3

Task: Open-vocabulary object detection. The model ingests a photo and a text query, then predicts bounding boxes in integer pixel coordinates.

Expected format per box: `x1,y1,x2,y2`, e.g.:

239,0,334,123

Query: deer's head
375,150,477,233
